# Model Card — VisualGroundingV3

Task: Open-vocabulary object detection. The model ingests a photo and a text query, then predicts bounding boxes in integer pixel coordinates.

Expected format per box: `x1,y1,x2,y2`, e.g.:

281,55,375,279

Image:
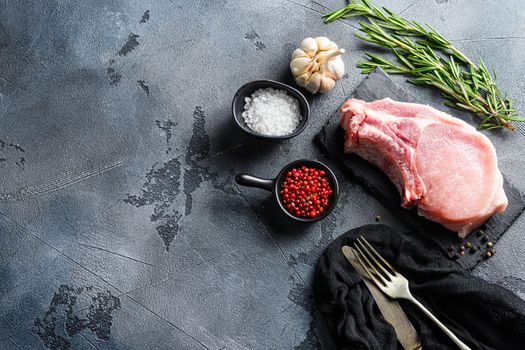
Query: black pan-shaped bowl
232,80,310,140
235,159,339,222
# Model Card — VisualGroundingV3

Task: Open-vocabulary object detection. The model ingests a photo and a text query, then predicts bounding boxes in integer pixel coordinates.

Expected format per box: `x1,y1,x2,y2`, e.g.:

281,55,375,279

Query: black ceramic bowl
235,159,339,222
232,80,310,140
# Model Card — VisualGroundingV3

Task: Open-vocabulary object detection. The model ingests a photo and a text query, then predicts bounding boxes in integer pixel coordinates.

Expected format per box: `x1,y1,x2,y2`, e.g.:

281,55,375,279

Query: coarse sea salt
242,87,301,136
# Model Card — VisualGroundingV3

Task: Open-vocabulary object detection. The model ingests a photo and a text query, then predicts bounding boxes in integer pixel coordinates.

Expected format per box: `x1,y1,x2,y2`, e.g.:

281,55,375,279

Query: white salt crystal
242,87,301,136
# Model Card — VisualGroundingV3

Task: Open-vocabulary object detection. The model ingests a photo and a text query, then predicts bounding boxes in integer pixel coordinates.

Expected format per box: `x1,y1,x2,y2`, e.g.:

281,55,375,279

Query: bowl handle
235,173,275,192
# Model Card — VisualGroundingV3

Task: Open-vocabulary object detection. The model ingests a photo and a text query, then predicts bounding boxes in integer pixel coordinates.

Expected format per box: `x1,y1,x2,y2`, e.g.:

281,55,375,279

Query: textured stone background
0,0,524,349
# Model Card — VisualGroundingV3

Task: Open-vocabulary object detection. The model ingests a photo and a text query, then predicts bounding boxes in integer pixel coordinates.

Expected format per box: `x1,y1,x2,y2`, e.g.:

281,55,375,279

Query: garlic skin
290,37,345,94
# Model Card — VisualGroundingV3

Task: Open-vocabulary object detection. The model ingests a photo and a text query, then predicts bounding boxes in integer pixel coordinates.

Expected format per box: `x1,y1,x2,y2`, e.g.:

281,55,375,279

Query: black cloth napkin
314,224,525,349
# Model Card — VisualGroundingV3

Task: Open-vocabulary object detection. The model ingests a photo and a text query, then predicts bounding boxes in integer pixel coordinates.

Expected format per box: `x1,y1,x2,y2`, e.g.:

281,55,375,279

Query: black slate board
315,69,525,269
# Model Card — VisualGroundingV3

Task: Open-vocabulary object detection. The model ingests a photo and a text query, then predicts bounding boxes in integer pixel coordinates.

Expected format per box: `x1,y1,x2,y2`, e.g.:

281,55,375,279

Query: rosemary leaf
323,0,523,130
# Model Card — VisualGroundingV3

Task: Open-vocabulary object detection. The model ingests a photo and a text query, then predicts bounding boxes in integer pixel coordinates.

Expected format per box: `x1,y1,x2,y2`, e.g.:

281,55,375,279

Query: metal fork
352,236,472,350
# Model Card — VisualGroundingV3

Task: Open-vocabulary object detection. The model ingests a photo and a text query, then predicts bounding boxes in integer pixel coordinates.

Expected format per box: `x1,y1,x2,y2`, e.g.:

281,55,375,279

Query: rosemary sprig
323,0,523,130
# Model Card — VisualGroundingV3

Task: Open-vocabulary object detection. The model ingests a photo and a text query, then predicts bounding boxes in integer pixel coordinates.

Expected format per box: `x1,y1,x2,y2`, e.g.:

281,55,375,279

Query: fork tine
359,236,397,274
351,247,387,288
356,237,395,279
353,243,388,286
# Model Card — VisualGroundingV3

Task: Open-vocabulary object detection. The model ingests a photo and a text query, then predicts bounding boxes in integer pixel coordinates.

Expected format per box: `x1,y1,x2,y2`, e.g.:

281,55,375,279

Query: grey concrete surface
0,0,524,349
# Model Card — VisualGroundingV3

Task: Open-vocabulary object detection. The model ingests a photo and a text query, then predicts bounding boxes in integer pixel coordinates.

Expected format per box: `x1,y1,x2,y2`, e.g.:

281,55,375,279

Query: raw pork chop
339,98,507,237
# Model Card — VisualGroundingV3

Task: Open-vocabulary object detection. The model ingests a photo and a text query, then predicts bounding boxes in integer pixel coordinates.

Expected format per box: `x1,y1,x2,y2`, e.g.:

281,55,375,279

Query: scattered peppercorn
465,242,472,249
481,235,489,243
486,242,493,249
459,245,465,251
375,215,382,222
459,250,465,257
476,230,484,237
447,246,454,252
485,251,493,258
470,246,477,253
280,166,333,219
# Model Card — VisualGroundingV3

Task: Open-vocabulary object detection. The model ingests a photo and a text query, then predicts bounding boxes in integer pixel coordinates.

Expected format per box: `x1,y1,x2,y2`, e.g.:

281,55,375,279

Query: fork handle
407,295,472,350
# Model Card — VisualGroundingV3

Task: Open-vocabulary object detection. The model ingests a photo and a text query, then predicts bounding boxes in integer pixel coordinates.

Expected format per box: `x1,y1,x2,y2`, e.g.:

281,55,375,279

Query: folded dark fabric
314,224,525,349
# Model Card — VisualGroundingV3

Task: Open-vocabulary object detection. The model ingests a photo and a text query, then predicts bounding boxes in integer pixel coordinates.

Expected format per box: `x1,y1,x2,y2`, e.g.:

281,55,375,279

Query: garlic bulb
290,37,345,94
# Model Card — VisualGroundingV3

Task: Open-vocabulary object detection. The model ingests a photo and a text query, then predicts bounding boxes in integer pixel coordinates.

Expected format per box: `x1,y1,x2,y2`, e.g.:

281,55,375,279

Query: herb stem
323,0,522,130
